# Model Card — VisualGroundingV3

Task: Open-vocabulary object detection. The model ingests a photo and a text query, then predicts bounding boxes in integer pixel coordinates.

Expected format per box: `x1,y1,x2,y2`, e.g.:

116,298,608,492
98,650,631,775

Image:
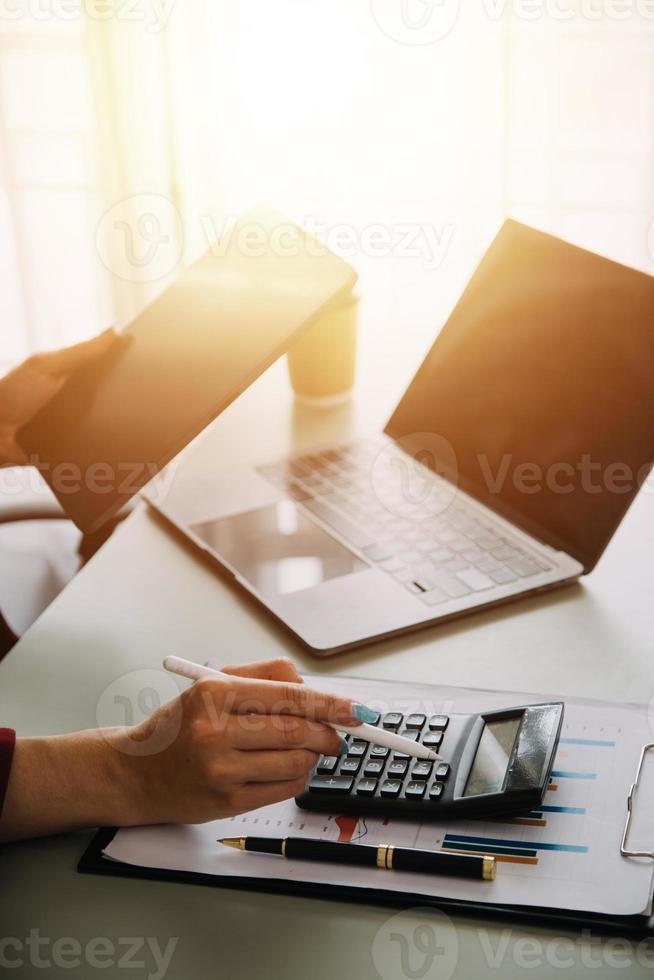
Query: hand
0,329,122,467
115,656,356,825
0,658,371,841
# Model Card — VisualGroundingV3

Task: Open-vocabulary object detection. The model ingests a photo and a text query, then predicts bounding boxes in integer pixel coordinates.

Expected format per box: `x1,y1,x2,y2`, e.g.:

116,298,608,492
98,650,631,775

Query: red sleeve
0,728,16,819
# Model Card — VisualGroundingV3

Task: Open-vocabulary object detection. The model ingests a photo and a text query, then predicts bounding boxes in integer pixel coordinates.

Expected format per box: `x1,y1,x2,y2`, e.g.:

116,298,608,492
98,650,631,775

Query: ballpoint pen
163,656,442,762
218,835,496,881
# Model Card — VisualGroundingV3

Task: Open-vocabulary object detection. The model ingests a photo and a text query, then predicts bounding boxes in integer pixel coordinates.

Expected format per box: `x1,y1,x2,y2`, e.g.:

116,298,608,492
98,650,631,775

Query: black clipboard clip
621,743,654,858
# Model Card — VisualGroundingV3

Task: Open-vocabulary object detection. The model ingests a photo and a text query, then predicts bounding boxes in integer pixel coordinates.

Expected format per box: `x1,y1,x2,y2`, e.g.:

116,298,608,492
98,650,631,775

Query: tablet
17,206,357,534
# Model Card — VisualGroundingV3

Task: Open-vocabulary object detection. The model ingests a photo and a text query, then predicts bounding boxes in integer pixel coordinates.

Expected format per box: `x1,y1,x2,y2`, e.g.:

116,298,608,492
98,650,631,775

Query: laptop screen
385,220,654,571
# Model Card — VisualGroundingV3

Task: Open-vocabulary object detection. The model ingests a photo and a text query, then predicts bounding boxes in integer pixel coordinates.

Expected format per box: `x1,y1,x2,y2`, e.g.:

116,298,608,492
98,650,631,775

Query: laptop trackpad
190,500,367,598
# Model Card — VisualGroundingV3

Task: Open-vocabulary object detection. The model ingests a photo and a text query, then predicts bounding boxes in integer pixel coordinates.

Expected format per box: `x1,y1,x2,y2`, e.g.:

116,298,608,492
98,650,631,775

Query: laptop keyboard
257,437,552,607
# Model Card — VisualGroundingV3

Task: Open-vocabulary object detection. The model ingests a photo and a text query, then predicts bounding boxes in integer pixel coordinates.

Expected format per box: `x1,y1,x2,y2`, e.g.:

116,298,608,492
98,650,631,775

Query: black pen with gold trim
218,836,495,881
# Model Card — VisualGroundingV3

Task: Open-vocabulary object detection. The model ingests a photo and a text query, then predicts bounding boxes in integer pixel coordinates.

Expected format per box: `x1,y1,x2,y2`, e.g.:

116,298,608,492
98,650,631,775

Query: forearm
0,729,137,842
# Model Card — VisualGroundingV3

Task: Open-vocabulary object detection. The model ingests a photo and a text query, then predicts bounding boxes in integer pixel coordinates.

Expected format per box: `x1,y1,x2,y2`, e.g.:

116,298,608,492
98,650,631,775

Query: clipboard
78,826,654,938
78,677,654,938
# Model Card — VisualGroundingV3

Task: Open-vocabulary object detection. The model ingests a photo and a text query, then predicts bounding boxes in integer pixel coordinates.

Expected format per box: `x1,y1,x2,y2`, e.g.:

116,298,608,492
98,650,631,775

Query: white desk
2,292,654,978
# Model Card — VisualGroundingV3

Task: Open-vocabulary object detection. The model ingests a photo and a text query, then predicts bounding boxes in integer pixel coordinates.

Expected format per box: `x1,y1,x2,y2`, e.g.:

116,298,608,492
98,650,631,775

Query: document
103,677,654,917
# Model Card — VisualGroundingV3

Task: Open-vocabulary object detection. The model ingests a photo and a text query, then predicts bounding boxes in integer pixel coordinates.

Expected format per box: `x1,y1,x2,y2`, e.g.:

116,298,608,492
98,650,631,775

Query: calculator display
463,717,521,797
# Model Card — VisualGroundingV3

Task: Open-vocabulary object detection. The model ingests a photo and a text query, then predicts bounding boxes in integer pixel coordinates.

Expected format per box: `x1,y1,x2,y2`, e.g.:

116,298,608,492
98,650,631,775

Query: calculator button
435,763,451,780
370,744,390,759
405,780,426,799
380,779,402,798
405,713,426,730
392,751,410,762
429,782,444,799
382,712,403,729
422,733,443,749
309,776,354,794
411,761,433,780
347,742,367,757
388,760,409,778
356,778,378,796
428,715,449,731
364,760,385,777
340,757,362,775
317,756,338,775
399,730,420,742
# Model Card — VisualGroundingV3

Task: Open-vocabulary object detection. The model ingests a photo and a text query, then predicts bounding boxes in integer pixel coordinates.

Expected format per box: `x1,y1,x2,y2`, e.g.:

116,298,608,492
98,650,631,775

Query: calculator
295,702,564,821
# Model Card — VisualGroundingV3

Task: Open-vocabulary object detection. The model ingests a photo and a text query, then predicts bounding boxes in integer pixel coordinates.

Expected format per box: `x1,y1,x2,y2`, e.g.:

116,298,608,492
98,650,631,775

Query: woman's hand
0,658,372,841
0,329,121,467
113,657,357,825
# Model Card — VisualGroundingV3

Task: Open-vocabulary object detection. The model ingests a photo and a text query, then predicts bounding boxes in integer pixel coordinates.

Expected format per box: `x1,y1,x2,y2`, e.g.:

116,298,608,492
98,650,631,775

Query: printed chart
105,696,654,916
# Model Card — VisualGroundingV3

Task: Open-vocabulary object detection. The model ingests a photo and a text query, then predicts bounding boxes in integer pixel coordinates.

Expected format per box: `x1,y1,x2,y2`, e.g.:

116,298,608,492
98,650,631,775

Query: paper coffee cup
287,290,358,407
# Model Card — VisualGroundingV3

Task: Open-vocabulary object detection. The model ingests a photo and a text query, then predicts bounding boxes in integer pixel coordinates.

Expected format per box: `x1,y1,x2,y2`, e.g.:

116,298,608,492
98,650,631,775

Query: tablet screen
18,207,356,533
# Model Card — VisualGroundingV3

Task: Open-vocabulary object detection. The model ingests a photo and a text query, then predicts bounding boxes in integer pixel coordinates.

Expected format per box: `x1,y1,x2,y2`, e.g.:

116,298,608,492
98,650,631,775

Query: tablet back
18,206,357,533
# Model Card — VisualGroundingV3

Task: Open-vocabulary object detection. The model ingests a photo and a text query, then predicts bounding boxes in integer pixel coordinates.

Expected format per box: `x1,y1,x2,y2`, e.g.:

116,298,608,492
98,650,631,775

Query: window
2,2,653,374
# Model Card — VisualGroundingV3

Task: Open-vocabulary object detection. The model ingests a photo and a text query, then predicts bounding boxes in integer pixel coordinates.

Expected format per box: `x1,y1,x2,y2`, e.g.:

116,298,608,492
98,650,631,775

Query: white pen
162,656,442,762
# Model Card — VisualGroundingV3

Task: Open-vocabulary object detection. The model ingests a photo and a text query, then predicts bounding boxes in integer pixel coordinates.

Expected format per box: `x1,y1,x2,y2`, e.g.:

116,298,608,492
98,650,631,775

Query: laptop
150,220,654,654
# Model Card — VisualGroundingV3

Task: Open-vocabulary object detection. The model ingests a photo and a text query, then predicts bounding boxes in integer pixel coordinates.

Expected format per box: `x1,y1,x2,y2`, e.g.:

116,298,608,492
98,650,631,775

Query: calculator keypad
308,712,451,807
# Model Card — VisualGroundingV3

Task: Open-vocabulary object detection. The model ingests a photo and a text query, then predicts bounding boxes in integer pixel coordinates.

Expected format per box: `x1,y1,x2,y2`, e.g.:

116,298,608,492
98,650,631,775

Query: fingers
228,714,345,756
233,748,318,784
220,657,303,684
236,776,309,813
36,328,123,378
214,676,358,726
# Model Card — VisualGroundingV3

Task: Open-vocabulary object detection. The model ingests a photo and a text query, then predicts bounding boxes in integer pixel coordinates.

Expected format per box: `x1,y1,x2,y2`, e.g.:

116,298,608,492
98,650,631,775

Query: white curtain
1,1,653,373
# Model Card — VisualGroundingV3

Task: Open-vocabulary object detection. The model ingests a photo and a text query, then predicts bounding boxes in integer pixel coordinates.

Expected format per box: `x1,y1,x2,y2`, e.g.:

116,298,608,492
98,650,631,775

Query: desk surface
3,294,654,978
